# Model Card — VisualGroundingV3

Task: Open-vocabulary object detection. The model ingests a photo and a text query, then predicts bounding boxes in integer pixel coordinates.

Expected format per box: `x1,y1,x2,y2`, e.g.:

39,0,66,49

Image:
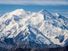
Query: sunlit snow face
10,9,26,16
30,13,44,26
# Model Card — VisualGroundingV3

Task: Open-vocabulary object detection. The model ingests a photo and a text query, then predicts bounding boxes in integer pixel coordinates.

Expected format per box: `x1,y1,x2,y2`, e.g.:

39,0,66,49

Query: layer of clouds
0,0,68,5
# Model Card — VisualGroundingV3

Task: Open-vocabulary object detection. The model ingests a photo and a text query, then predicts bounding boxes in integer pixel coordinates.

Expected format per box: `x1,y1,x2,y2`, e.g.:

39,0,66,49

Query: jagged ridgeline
0,9,68,49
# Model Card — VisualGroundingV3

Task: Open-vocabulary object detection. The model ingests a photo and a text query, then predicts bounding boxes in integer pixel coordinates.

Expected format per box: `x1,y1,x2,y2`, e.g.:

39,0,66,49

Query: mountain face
0,9,68,49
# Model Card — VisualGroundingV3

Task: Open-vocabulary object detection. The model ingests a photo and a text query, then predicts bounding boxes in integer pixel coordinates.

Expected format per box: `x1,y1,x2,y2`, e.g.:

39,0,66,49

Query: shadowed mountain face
0,9,68,50
14,46,68,51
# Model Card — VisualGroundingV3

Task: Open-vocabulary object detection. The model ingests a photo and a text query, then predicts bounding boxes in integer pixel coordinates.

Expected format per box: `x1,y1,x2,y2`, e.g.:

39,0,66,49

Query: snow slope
0,9,68,48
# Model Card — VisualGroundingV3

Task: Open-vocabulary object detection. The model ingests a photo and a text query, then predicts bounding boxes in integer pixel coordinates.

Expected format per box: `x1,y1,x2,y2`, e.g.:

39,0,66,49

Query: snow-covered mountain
0,9,68,49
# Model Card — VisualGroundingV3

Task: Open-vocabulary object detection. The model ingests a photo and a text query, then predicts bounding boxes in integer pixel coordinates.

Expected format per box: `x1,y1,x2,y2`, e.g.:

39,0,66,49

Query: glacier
0,9,68,49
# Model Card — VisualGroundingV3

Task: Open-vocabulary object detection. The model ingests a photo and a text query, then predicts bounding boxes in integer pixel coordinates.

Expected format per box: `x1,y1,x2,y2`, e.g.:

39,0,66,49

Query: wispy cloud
0,0,68,5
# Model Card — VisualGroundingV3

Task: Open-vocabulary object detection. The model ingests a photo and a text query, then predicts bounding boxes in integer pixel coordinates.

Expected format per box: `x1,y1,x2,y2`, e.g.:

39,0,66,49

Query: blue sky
0,0,68,5
0,0,68,17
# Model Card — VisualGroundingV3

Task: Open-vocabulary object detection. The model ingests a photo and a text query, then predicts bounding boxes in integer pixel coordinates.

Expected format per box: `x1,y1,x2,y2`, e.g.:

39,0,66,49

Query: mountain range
0,9,68,49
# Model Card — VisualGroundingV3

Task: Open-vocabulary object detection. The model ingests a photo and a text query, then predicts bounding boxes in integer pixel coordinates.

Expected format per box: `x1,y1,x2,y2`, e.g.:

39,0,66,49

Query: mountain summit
0,9,68,49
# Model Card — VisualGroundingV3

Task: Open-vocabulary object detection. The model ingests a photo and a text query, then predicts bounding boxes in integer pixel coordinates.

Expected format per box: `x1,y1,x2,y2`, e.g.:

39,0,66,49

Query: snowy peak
0,9,68,48
9,9,26,16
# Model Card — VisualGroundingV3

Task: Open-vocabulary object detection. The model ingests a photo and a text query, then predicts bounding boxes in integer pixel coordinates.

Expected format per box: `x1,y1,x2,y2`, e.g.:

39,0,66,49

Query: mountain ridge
0,9,68,49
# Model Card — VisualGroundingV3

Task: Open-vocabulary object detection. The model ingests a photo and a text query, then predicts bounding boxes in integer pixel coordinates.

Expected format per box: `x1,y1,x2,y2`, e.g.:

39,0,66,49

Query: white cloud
0,0,68,5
